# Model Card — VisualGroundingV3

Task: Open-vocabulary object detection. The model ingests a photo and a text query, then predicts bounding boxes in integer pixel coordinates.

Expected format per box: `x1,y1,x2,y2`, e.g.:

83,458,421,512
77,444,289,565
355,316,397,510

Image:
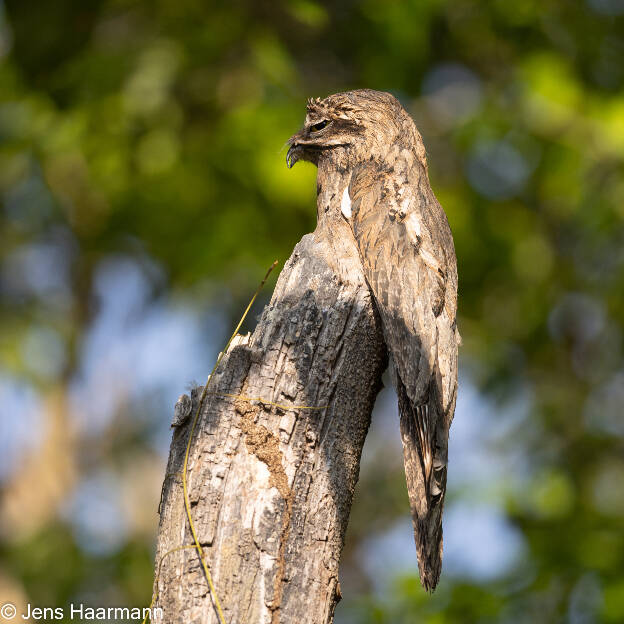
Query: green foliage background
0,0,623,622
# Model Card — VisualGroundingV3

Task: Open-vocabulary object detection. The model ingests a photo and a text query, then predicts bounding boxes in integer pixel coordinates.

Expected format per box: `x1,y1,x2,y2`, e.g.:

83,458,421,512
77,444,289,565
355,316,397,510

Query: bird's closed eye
310,120,329,132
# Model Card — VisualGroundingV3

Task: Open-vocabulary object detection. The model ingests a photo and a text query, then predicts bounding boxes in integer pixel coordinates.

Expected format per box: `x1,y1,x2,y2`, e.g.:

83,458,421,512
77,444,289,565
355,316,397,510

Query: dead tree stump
154,217,387,624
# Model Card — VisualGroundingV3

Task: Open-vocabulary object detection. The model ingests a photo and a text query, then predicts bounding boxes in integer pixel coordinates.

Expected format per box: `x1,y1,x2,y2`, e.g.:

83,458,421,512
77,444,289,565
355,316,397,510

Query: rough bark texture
154,214,387,624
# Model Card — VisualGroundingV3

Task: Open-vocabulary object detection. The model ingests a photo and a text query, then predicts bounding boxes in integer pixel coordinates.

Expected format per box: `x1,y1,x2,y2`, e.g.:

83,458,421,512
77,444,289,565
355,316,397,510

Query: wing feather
348,154,458,591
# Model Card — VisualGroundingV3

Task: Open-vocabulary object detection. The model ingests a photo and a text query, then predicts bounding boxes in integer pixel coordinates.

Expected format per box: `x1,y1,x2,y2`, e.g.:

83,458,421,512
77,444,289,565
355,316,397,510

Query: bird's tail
396,377,447,592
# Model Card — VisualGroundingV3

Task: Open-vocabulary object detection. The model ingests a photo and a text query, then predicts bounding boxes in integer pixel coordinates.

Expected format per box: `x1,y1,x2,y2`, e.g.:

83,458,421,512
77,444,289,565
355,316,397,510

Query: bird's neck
315,156,351,224
311,156,362,281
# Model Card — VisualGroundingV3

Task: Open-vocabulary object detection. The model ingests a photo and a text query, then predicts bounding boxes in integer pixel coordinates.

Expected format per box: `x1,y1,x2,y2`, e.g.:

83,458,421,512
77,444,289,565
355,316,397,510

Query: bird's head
286,89,421,169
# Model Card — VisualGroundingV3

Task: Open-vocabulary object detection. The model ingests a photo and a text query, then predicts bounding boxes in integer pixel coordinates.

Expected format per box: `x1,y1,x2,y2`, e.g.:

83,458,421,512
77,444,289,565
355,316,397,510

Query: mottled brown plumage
287,89,459,591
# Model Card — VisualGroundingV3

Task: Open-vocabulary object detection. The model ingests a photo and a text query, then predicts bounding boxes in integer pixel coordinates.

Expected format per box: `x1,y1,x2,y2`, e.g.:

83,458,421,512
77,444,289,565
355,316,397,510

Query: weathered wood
154,212,387,623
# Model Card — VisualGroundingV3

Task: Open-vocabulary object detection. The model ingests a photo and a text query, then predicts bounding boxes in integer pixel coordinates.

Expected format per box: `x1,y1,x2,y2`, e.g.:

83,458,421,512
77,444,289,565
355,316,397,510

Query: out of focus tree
0,1,622,622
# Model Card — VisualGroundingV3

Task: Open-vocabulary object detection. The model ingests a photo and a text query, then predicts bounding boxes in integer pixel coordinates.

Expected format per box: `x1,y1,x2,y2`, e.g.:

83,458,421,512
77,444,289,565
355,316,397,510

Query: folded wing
348,152,459,591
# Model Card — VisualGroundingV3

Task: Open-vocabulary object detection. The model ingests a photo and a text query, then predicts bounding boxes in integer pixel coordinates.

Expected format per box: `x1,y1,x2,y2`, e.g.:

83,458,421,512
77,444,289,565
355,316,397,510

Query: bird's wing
348,153,459,591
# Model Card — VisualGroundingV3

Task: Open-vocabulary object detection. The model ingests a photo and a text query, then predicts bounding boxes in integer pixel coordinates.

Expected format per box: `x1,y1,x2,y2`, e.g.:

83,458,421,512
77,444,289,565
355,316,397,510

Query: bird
286,89,459,591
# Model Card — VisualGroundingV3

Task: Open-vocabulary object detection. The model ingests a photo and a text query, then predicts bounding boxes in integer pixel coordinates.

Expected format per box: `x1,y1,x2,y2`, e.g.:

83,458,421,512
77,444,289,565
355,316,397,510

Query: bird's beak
286,135,303,169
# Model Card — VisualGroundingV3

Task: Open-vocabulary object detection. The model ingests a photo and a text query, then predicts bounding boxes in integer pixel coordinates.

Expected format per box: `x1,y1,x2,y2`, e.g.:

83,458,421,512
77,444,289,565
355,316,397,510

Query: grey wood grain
154,204,386,623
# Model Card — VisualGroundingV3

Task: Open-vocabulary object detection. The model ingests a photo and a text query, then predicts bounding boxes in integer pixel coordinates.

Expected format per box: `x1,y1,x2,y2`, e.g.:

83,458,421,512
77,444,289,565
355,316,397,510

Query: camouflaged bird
287,89,459,591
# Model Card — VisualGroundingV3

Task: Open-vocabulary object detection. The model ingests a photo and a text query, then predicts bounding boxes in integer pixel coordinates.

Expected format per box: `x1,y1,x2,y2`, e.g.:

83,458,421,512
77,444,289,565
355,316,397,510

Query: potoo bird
287,90,459,591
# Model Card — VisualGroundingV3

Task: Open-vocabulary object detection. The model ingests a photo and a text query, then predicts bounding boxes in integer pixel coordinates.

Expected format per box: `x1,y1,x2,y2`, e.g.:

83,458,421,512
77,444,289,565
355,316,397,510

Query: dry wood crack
236,400,293,624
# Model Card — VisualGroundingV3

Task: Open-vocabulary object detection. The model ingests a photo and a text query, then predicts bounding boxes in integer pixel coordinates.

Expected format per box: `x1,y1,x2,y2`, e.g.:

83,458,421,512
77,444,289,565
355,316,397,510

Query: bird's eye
310,120,329,132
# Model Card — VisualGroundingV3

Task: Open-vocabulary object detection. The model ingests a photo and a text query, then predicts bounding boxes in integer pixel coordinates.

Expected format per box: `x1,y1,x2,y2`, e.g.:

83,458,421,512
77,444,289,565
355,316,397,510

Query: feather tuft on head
306,96,325,115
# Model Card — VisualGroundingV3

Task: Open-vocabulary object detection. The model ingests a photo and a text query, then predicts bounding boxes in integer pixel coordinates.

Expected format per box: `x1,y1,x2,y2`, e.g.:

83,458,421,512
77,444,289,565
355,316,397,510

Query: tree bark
154,217,387,624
